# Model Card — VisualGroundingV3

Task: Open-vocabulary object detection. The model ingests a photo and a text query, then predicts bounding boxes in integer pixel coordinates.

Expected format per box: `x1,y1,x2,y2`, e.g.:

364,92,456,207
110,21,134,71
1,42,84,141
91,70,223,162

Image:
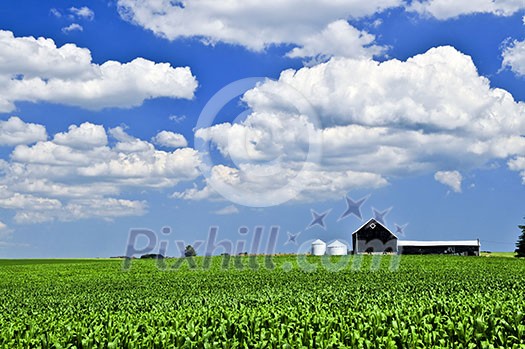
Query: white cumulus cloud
286,20,385,61
213,204,240,215
152,130,188,148
116,0,524,59
502,39,525,77
62,23,83,33
0,30,198,112
172,184,216,201
508,157,525,183
186,46,525,204
0,117,48,146
4,196,148,224
117,0,401,59
69,6,95,20
0,120,202,223
434,171,463,193
53,123,108,149
408,0,525,19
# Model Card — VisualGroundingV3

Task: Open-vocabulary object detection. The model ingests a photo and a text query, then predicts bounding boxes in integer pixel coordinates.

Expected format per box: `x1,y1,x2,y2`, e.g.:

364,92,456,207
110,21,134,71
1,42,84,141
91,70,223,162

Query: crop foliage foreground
0,255,525,348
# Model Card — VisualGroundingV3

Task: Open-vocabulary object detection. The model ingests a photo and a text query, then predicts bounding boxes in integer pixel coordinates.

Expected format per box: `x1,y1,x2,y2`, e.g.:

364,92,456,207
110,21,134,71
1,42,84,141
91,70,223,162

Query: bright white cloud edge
434,171,463,193
0,30,198,112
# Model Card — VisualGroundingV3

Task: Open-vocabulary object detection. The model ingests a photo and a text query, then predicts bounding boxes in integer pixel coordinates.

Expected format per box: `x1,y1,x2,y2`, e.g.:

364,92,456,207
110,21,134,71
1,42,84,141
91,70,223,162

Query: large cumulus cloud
0,30,198,112
178,46,525,204
0,121,202,223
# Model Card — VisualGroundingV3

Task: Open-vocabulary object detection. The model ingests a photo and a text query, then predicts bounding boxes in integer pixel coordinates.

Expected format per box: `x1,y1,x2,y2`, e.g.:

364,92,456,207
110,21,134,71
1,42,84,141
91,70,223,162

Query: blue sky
0,0,525,257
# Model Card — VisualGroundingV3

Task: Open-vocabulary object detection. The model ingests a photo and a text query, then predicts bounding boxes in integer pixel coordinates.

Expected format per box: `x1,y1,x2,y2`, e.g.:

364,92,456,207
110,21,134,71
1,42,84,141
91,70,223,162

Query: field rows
0,256,524,348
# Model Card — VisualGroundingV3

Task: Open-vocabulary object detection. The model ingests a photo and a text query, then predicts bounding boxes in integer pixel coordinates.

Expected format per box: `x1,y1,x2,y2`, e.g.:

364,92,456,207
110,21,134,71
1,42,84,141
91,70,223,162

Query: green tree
515,219,525,258
185,245,197,257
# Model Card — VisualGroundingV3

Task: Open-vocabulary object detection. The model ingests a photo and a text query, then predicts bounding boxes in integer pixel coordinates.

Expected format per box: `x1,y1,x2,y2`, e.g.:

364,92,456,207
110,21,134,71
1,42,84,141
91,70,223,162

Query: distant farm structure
311,239,348,256
352,218,480,256
326,240,347,256
311,218,480,256
311,239,327,256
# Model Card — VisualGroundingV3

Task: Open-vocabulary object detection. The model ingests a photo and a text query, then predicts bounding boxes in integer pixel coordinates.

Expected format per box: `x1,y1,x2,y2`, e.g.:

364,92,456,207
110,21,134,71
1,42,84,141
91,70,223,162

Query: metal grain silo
327,240,347,256
311,239,327,256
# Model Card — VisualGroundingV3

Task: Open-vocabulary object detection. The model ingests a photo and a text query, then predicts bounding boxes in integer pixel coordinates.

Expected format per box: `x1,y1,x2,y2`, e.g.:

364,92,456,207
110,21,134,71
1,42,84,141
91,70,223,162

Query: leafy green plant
0,256,524,348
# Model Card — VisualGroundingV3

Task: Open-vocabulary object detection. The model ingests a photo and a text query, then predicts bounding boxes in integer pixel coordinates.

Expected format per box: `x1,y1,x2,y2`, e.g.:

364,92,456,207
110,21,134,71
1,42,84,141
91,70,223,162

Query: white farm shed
327,240,347,256
397,240,480,256
311,239,327,256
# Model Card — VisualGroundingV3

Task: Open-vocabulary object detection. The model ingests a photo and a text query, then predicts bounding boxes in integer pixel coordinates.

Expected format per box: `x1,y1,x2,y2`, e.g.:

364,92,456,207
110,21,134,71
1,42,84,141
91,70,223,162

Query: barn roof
351,218,398,239
398,240,480,247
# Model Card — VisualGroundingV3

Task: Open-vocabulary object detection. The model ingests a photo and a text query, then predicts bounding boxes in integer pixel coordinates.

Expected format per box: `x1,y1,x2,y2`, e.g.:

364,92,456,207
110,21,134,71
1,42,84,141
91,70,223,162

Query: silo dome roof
327,240,346,248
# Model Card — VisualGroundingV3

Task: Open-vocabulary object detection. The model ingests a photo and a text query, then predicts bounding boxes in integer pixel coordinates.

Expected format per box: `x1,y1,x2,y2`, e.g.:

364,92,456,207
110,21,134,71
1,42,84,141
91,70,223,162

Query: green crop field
1,255,524,348
481,252,516,258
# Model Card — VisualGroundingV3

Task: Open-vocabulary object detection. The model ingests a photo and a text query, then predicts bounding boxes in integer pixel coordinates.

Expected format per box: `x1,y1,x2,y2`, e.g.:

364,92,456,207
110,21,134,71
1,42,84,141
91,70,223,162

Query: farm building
397,240,480,256
311,239,327,256
352,218,480,255
326,240,347,256
352,218,398,254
